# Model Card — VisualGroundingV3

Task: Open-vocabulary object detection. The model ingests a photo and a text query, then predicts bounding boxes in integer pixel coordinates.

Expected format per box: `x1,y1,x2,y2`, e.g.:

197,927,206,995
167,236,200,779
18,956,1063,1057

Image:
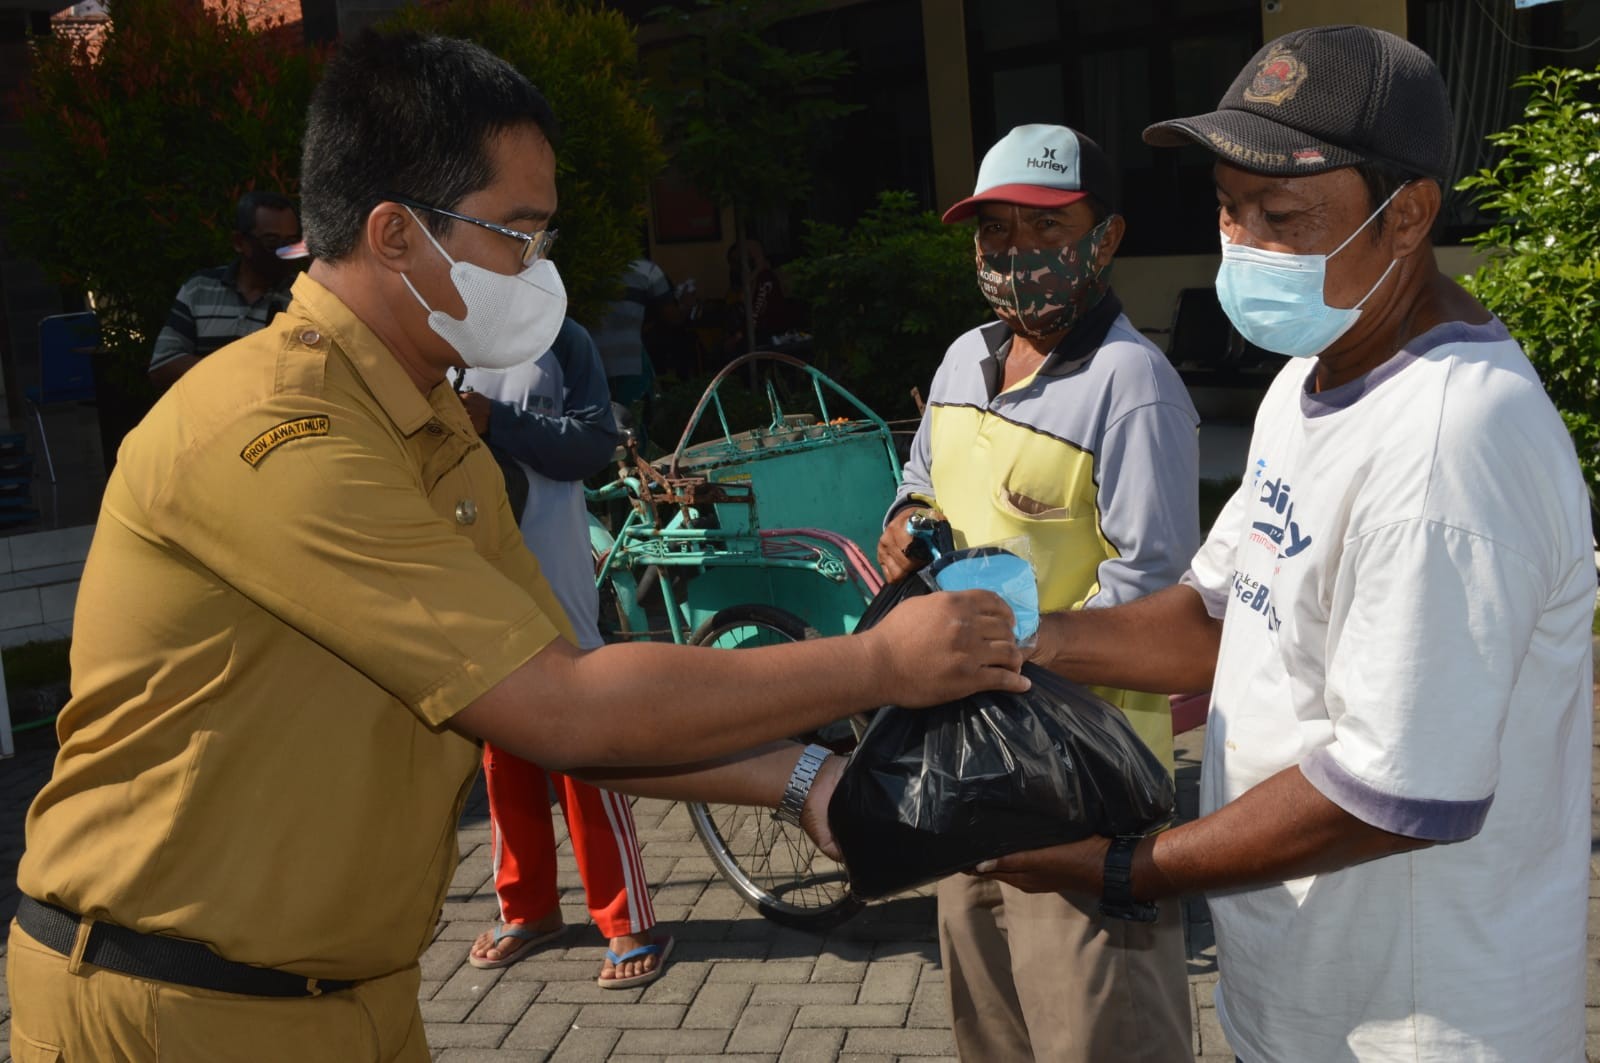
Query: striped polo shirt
148,262,293,372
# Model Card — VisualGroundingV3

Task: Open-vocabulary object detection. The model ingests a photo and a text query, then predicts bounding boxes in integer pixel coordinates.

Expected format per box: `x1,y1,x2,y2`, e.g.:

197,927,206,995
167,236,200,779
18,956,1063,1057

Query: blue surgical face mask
1215,184,1405,358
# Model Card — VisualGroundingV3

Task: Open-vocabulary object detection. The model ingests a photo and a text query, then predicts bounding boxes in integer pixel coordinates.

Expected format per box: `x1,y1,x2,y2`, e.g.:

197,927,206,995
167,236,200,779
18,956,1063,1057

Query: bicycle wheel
687,604,866,932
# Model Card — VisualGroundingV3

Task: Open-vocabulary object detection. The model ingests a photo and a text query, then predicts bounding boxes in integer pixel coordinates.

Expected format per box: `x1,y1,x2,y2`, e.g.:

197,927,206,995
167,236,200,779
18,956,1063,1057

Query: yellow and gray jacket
889,292,1200,766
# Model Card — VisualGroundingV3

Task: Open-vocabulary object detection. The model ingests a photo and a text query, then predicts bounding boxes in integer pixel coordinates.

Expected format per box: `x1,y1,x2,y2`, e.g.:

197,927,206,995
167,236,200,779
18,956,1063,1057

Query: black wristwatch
1098,835,1159,923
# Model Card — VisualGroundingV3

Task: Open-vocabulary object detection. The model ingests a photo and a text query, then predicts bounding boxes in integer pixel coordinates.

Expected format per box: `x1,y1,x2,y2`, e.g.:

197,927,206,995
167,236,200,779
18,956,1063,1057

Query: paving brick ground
2,703,1597,1061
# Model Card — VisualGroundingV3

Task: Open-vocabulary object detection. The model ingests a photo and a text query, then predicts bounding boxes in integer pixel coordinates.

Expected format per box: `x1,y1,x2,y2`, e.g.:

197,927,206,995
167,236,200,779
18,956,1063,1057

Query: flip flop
467,922,567,970
597,934,675,990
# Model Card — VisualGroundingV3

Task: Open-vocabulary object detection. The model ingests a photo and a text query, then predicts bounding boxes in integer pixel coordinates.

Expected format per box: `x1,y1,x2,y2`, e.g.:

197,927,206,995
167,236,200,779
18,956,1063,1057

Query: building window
965,0,1260,256
771,0,934,258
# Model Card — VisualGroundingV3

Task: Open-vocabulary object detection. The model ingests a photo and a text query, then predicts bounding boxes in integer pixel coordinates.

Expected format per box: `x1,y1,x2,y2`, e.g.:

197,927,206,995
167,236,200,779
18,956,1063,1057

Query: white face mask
399,206,566,371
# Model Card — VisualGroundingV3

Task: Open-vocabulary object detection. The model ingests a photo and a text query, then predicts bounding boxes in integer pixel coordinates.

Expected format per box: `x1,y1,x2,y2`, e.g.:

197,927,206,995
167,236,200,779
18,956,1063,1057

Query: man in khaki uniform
6,31,1026,1063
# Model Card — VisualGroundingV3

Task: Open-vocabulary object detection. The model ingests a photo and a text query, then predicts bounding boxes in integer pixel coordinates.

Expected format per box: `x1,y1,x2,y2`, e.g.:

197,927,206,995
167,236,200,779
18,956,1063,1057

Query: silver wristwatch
774,744,832,826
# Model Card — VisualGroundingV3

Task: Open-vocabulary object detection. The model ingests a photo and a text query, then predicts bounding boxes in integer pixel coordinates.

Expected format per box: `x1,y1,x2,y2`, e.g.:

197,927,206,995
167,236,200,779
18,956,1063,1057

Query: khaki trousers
6,922,429,1063
938,875,1191,1063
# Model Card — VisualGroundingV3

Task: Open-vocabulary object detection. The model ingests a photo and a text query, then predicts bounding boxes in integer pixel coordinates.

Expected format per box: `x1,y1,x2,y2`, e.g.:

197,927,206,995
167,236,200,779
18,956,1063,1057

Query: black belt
16,896,354,998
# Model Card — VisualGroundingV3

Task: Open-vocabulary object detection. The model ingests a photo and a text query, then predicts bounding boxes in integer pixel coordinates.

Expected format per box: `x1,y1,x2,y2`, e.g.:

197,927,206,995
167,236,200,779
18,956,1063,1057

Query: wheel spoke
698,802,851,910
687,604,866,931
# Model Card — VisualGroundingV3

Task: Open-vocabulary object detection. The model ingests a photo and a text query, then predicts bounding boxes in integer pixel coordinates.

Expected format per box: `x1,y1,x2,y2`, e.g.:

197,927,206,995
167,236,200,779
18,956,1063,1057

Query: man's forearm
535,635,892,770
1032,583,1220,694
451,590,1025,778
573,740,798,806
486,400,618,481
1135,765,1433,899
982,764,1434,900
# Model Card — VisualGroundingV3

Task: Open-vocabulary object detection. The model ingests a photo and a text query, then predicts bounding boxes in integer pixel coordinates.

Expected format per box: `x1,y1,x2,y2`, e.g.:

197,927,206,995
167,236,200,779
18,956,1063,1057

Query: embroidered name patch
240,416,331,467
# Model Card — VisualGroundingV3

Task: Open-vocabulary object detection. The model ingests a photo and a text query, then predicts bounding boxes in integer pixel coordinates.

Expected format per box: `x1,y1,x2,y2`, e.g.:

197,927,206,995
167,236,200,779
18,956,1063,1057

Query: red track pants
482,743,655,939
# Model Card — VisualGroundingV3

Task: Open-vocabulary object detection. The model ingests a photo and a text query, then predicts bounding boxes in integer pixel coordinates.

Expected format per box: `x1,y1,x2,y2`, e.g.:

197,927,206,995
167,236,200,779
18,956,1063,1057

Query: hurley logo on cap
1027,147,1073,175
1243,47,1306,106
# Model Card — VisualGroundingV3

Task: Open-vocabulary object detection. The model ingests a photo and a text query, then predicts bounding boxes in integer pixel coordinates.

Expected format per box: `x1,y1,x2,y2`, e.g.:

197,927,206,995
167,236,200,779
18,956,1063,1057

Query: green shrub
6,0,325,397
786,191,992,420
647,371,771,453
2,637,72,729
2,637,72,693
387,0,663,330
8,0,661,395
1457,67,1600,494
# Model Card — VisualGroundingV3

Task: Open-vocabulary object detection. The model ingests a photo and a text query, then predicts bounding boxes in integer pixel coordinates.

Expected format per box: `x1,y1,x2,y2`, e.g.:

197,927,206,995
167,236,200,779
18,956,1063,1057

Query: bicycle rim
687,604,865,932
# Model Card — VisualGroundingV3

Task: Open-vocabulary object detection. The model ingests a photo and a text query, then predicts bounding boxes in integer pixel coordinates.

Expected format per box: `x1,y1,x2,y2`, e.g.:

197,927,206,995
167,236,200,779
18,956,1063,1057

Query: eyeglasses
391,195,558,267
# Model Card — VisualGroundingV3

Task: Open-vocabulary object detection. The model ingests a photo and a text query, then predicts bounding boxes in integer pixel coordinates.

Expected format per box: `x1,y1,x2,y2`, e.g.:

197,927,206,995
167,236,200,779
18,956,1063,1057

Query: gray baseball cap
943,124,1119,223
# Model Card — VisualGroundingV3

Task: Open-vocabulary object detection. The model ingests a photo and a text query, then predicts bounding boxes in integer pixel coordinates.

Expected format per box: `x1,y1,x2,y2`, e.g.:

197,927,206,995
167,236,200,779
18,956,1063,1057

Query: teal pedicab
586,352,901,931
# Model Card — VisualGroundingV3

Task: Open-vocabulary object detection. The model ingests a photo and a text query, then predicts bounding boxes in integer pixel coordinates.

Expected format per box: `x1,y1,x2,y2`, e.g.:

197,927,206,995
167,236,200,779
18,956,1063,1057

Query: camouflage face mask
975,218,1112,340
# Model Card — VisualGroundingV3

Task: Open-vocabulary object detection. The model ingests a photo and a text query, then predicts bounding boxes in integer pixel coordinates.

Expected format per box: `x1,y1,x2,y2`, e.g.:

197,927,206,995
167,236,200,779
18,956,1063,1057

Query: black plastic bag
828,572,1175,901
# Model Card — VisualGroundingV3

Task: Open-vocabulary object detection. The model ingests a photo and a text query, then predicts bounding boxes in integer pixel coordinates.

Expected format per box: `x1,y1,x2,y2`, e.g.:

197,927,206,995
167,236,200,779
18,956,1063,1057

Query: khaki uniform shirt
18,274,573,982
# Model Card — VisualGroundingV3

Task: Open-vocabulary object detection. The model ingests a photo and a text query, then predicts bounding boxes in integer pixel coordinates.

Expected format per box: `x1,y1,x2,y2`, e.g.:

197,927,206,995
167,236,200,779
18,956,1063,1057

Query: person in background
457,319,669,988
594,257,677,405
643,275,697,380
877,123,1200,1063
969,26,1592,1063
148,190,308,390
723,239,792,358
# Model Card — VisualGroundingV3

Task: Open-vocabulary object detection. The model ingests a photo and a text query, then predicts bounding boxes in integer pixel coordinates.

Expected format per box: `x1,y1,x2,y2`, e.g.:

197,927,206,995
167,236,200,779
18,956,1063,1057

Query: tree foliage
786,191,991,420
649,0,854,221
6,0,662,400
648,0,857,348
385,0,663,330
6,0,324,395
1457,66,1600,493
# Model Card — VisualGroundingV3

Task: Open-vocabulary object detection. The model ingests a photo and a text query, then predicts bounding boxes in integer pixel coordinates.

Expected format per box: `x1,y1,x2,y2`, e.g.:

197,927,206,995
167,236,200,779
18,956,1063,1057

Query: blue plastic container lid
927,546,1039,644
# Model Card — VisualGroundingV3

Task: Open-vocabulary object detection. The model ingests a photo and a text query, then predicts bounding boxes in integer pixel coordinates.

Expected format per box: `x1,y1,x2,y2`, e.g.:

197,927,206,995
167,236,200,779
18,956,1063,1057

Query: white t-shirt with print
1183,319,1592,1062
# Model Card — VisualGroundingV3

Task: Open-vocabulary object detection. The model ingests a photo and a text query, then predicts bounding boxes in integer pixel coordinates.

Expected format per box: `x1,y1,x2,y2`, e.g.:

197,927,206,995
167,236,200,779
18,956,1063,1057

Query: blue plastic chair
27,311,100,483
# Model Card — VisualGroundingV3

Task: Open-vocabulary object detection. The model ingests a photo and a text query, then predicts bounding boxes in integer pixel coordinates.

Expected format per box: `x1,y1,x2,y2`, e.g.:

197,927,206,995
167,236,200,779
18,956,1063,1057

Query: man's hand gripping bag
827,568,1175,900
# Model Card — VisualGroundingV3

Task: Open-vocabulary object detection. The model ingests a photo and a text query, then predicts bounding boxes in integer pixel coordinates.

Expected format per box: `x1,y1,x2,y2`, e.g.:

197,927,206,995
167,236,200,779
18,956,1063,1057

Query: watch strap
774,744,831,826
1098,835,1158,923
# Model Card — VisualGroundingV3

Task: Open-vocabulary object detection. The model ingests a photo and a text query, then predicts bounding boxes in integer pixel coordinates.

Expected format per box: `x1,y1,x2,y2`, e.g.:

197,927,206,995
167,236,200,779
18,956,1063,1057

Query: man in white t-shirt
929,26,1592,1063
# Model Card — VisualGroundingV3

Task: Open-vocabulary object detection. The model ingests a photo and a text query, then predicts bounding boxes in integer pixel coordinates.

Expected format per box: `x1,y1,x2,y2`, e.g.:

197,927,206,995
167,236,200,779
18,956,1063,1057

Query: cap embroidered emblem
1292,149,1326,165
1243,49,1306,106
